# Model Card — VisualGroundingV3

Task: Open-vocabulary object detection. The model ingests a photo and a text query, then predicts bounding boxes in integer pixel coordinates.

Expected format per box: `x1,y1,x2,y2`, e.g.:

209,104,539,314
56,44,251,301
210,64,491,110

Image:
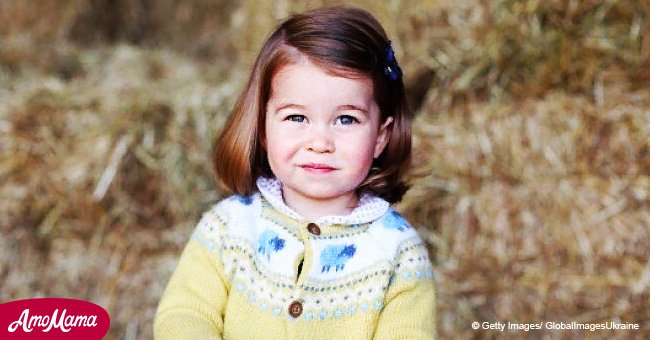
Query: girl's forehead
268,61,375,107
273,55,370,83
273,59,372,89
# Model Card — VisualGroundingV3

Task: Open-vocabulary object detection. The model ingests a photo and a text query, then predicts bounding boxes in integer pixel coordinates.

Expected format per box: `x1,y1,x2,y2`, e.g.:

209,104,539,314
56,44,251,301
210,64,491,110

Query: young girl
155,6,435,339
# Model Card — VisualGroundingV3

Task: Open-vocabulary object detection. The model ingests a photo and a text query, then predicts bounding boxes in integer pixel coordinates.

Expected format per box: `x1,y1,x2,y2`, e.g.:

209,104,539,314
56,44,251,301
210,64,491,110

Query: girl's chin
285,187,357,202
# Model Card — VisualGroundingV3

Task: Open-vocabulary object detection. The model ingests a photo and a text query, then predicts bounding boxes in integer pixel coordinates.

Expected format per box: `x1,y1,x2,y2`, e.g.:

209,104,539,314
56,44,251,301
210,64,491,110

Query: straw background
1,0,648,339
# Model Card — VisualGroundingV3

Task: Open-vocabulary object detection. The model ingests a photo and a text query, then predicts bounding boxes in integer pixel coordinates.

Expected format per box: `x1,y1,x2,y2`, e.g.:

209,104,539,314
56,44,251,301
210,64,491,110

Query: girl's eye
337,115,359,125
285,114,306,123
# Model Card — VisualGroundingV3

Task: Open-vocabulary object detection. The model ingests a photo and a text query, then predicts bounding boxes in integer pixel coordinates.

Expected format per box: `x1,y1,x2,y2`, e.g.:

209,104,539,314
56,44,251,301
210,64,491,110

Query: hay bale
405,0,650,108
404,80,650,337
0,43,236,338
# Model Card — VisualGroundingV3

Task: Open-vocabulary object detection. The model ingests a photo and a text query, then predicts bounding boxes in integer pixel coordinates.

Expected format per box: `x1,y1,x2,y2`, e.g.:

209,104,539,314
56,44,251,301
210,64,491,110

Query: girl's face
265,59,392,216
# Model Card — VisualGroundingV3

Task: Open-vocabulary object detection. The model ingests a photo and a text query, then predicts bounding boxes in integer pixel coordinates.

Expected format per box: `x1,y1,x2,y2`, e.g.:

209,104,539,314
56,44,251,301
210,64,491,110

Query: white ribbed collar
256,177,390,226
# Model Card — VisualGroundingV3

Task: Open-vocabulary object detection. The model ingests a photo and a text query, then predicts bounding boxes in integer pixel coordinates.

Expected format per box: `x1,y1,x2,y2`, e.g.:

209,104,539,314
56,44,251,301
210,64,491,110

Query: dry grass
405,0,650,109
0,44,235,337
1,0,649,338
404,78,650,338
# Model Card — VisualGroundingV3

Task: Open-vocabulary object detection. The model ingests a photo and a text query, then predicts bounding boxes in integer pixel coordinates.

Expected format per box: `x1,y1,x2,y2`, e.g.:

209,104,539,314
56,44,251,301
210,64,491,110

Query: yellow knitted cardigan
155,177,436,339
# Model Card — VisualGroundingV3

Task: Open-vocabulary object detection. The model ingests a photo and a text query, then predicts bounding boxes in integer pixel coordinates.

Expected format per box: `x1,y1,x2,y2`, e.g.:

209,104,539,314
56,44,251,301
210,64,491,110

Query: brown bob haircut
213,6,412,203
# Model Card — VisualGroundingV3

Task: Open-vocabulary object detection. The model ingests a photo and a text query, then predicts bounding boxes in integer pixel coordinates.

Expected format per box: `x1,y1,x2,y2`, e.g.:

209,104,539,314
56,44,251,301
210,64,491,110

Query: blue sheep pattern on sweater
382,210,410,232
320,244,357,272
258,230,285,260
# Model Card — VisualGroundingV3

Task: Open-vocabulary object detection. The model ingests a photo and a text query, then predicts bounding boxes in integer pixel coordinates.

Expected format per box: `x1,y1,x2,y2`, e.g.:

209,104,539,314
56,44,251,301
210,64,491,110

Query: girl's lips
300,163,336,173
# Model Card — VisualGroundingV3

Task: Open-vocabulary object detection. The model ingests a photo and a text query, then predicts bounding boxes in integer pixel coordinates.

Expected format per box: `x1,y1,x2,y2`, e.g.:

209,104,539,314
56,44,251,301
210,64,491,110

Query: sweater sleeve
154,209,228,339
373,238,437,340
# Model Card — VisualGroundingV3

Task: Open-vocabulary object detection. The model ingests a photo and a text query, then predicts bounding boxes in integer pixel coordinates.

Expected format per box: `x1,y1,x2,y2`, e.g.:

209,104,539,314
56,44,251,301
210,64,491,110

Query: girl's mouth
301,163,336,173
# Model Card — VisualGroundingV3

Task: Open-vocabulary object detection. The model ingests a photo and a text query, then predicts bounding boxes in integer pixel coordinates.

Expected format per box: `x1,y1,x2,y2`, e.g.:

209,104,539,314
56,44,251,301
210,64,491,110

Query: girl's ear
374,116,394,158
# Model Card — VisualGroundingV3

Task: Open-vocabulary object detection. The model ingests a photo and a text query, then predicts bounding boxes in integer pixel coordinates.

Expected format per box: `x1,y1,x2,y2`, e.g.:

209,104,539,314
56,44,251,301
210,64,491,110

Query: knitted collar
256,177,390,226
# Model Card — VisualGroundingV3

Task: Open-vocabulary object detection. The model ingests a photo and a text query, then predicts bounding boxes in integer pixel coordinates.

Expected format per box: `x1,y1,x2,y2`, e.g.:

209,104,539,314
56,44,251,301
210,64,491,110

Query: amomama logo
0,298,110,339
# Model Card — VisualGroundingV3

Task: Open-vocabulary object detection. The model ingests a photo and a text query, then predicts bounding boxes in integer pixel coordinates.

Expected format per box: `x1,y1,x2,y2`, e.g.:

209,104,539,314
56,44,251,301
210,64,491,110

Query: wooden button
306,223,321,235
288,301,303,318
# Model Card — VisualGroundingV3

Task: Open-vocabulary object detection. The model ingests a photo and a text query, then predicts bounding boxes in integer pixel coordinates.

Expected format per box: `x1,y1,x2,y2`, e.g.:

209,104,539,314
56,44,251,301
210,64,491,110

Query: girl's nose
306,129,335,153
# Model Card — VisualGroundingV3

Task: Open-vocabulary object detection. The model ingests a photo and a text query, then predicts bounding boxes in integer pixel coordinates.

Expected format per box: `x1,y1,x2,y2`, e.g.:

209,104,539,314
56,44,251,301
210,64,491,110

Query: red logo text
0,298,110,339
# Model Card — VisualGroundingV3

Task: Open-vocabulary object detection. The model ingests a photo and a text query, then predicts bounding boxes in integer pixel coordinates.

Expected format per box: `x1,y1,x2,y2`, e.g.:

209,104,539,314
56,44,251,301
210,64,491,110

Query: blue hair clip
383,41,402,81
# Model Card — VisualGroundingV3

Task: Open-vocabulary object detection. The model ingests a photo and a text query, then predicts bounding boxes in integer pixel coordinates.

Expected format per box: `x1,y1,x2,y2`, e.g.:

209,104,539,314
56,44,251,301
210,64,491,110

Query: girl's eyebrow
273,103,369,115
337,104,368,115
274,103,305,113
